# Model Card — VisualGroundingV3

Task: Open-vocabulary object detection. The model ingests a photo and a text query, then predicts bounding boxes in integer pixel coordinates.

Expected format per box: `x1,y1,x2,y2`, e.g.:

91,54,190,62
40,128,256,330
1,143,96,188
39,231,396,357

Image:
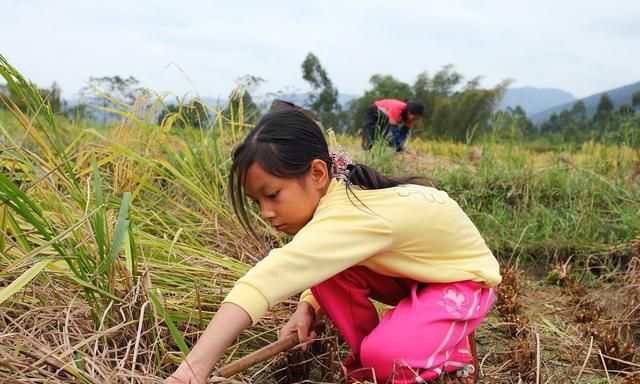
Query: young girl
167,110,500,384
361,98,425,152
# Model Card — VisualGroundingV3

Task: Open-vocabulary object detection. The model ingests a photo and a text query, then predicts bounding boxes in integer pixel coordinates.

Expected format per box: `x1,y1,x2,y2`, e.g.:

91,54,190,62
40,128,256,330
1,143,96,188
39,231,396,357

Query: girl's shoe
450,332,478,383
428,332,478,384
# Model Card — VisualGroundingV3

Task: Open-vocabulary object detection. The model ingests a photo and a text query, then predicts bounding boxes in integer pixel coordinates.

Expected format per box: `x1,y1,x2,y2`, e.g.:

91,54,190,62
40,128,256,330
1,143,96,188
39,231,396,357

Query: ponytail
347,163,421,189
341,163,423,214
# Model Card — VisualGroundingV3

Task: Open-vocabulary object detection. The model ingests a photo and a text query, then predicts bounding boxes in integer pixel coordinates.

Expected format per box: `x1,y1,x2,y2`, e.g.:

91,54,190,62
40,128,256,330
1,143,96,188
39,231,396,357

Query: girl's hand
164,303,251,384
279,302,316,350
165,362,208,384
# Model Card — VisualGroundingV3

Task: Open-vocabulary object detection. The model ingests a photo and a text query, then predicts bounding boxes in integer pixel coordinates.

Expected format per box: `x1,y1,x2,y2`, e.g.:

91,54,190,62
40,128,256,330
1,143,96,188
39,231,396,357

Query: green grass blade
124,225,136,276
0,172,52,241
92,155,106,261
5,208,32,253
0,259,49,305
97,192,130,277
149,289,190,356
0,205,5,253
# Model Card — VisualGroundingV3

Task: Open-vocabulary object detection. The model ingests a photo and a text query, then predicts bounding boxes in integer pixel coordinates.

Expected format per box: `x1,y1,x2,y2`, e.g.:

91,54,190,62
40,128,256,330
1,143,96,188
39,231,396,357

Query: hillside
530,80,640,123
497,86,576,116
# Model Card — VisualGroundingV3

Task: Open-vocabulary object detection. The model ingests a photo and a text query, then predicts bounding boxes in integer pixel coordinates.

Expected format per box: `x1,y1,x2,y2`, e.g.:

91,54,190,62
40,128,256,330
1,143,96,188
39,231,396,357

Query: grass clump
1,55,639,382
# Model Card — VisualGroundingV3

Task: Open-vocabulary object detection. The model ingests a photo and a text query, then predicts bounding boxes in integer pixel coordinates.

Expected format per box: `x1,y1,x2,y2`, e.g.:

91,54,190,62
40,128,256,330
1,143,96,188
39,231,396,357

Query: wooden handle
212,321,324,378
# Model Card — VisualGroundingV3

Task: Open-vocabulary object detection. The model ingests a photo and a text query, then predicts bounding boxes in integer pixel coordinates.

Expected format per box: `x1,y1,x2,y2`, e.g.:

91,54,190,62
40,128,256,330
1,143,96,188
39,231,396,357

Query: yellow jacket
224,179,501,324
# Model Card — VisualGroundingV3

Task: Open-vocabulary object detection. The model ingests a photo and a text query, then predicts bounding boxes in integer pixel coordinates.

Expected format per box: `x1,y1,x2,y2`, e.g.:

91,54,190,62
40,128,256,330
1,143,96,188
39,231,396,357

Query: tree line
0,53,509,143
0,81,64,114
2,53,638,146
297,53,639,146
491,91,640,146
300,53,509,142
541,93,640,145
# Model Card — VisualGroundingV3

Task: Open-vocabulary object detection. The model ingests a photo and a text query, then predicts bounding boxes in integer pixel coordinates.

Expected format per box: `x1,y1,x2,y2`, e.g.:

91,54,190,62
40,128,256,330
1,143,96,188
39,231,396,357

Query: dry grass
480,261,640,383
2,55,639,383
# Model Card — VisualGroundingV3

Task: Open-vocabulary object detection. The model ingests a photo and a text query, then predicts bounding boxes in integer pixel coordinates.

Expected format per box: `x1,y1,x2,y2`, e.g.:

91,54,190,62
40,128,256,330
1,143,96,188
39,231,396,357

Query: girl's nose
260,206,276,219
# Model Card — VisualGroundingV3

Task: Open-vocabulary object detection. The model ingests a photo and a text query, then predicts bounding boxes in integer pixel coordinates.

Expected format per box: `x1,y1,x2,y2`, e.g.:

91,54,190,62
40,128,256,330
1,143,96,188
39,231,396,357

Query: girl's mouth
274,224,286,231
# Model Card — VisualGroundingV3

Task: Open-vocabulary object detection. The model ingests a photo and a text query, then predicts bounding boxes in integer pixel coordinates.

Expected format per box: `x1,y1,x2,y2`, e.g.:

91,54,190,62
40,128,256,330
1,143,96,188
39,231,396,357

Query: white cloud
1,0,638,99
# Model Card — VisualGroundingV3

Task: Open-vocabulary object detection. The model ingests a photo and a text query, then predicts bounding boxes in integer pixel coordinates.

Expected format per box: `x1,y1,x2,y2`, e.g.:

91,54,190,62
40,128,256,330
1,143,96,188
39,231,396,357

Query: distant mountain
530,81,640,123
497,87,576,116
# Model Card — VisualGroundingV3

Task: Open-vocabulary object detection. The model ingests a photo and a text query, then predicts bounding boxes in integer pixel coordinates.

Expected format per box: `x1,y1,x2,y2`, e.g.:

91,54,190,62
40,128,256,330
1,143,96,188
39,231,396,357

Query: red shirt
374,99,415,127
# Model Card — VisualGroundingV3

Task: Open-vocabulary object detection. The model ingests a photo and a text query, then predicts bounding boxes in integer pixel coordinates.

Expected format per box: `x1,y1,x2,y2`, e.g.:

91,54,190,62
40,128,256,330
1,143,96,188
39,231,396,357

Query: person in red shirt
362,98,425,151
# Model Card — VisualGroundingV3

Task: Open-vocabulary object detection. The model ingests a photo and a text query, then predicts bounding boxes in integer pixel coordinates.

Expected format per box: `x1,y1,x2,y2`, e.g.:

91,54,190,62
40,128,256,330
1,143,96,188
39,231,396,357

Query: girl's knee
359,332,401,379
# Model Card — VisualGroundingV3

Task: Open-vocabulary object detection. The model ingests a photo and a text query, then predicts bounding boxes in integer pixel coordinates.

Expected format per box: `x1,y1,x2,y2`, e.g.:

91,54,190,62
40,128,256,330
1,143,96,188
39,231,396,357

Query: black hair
228,109,421,235
400,99,425,121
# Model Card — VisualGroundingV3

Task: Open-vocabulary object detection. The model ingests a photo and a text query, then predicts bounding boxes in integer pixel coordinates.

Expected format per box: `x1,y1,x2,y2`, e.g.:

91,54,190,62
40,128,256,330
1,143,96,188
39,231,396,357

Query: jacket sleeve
222,205,393,324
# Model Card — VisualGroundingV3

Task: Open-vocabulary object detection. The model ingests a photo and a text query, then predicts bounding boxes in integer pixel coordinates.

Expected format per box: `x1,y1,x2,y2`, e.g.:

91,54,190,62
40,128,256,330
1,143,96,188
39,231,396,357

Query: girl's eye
267,191,279,199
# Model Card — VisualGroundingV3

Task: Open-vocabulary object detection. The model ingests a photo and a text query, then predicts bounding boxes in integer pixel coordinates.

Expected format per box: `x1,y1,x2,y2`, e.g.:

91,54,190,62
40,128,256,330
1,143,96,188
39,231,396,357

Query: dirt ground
460,264,639,383
259,263,640,384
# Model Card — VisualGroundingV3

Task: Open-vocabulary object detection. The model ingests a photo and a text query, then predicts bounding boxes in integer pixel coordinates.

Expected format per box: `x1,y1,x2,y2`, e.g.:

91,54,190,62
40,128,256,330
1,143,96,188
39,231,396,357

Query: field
1,61,640,383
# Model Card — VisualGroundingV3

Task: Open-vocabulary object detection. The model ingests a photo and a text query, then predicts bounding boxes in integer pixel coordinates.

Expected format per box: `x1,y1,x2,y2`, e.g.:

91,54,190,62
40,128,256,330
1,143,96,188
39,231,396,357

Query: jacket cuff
299,289,321,313
222,282,269,325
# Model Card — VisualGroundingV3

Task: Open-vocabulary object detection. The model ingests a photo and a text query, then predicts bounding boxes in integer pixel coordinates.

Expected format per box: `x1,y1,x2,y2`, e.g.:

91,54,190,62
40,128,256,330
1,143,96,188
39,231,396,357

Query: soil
259,266,640,383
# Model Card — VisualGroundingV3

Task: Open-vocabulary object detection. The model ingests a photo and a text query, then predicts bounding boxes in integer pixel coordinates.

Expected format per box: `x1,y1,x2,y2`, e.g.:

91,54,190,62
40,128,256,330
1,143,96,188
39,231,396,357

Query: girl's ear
309,159,329,187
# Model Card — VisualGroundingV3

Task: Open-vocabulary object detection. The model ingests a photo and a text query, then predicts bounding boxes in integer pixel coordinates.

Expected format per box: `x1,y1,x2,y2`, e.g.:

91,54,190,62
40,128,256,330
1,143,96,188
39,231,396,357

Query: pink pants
311,266,495,383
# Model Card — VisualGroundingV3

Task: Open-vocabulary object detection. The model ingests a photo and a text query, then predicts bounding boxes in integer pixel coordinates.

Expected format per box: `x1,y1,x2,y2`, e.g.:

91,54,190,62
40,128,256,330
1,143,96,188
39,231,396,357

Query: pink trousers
311,266,495,383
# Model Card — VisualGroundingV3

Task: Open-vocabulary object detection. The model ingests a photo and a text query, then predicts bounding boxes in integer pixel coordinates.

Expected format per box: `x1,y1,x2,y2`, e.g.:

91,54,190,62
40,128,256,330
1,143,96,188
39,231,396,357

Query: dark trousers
361,105,389,150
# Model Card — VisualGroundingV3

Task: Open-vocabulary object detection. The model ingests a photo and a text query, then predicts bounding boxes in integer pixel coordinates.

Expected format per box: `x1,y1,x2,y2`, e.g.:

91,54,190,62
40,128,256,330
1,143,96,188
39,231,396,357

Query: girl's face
244,160,329,236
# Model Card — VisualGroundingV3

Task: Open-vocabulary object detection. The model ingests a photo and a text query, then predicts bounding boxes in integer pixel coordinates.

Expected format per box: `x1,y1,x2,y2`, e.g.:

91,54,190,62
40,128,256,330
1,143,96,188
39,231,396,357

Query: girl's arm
166,303,251,383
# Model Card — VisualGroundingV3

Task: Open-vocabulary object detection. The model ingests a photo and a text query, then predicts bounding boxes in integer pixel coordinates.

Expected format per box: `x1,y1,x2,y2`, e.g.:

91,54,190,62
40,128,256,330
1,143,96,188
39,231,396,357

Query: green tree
412,66,464,136
412,66,507,141
429,98,453,137
632,90,640,110
1,81,64,114
564,121,579,142
80,75,141,124
593,94,614,124
66,103,93,121
158,99,210,129
346,65,507,141
412,71,435,126
485,106,533,142
447,79,507,141
345,74,413,134
430,64,463,96
541,112,562,135
510,106,535,137
221,74,264,128
570,100,586,120
83,75,140,104
618,104,634,117
568,100,588,138
301,53,340,130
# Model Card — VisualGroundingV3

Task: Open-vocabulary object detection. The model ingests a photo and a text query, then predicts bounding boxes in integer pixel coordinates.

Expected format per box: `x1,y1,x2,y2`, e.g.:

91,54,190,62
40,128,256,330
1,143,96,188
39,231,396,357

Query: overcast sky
1,0,638,100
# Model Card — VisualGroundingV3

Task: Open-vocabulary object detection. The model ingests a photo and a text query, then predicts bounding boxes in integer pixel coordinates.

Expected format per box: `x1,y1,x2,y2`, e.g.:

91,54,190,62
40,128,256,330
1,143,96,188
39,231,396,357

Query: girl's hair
401,99,425,121
229,109,421,234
